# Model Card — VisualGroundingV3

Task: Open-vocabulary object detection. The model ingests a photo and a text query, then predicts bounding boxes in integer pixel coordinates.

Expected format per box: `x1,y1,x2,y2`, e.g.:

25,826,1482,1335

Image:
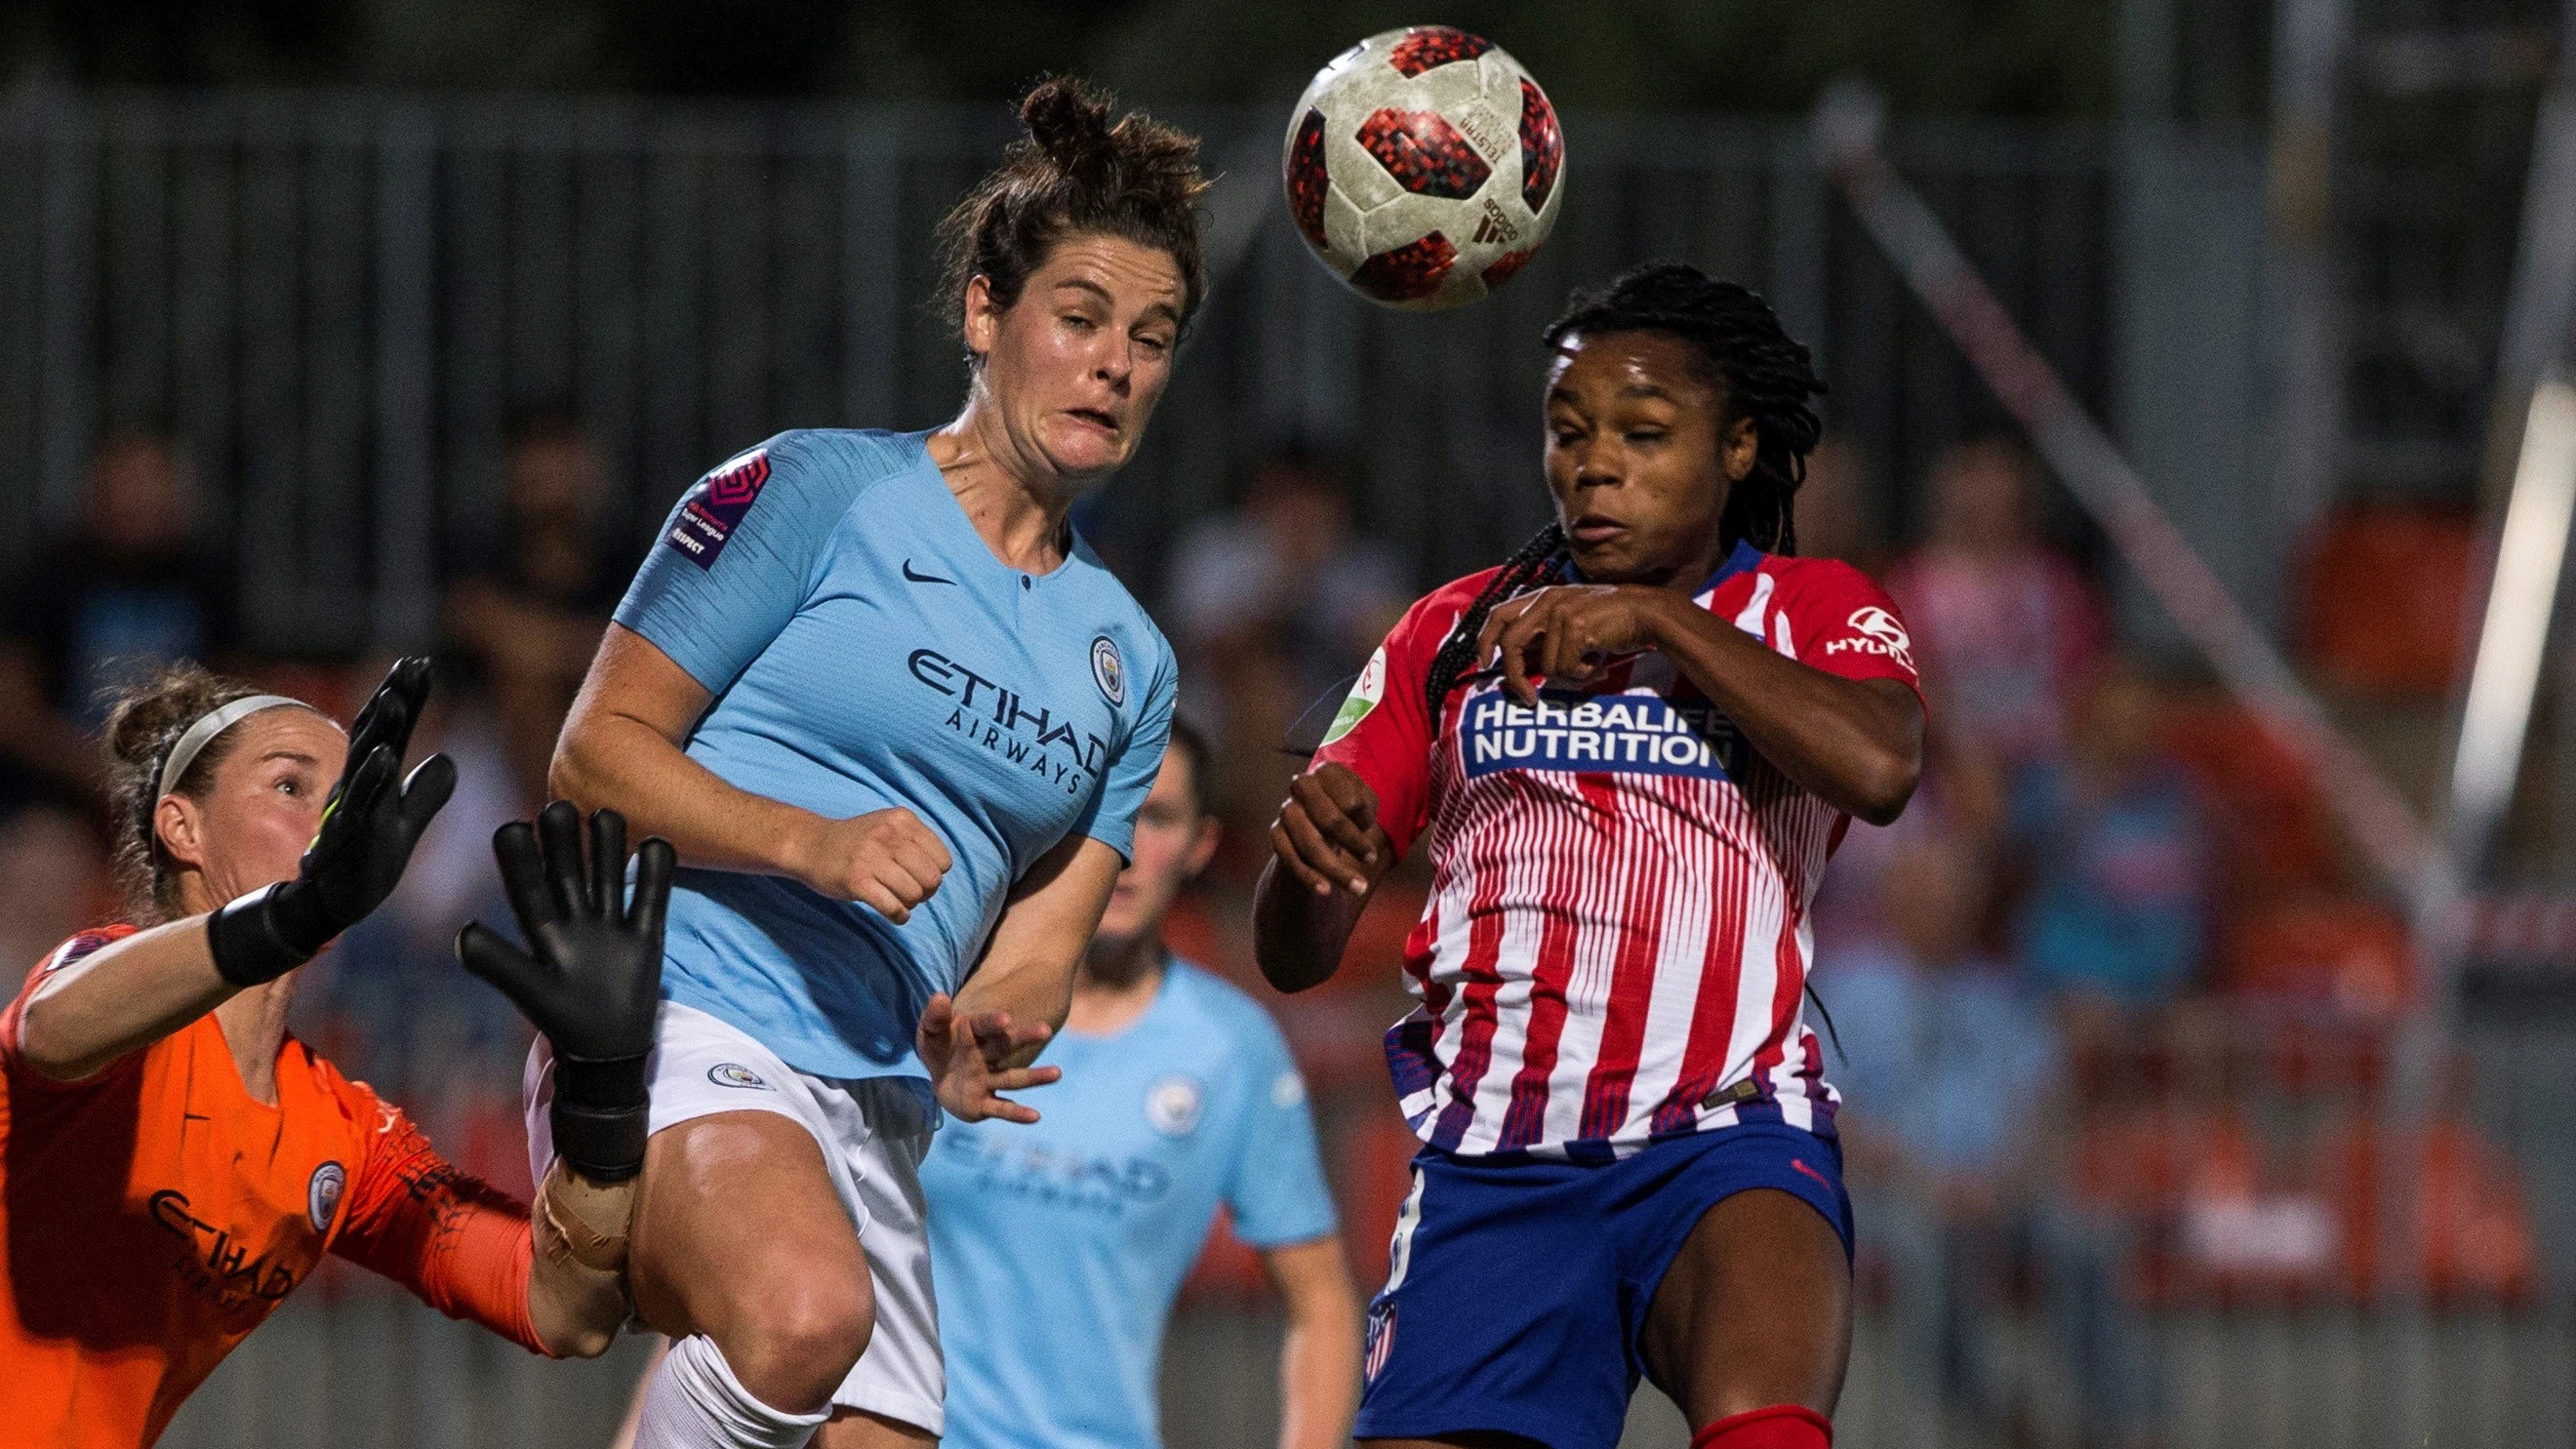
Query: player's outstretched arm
919,831,1125,1122
1253,763,1393,993
456,801,675,1355
1264,1236,1363,1449
18,658,454,1080
552,624,952,921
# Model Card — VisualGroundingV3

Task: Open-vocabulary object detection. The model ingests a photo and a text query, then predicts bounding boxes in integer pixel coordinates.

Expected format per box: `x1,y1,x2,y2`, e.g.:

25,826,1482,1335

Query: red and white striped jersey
1314,542,1924,1160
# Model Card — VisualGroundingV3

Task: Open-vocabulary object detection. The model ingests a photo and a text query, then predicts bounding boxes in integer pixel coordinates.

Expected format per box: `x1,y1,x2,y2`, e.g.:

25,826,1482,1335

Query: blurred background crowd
6,1,2576,1446
0,406,2556,1449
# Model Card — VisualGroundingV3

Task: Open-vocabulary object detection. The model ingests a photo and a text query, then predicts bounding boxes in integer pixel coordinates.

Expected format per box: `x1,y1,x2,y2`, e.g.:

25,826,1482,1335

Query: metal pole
372,105,438,650
2387,16,2576,1440
36,86,94,532
2268,0,2352,537
1811,82,2436,901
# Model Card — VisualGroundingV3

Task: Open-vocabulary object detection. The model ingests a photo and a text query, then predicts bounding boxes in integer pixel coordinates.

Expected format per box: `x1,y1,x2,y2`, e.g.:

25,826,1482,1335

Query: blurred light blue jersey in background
923,960,1338,1449
613,427,1178,1084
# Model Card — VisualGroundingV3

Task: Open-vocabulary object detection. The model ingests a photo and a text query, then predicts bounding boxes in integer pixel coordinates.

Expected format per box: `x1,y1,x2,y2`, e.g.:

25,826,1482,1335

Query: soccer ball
1282,26,1565,311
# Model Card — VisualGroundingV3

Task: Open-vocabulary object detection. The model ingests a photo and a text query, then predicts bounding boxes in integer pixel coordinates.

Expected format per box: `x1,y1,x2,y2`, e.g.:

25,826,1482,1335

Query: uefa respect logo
1320,646,1388,746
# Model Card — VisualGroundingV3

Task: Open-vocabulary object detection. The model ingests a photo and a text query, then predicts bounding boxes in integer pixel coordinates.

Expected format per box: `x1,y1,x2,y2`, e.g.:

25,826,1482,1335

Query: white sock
631,1333,832,1449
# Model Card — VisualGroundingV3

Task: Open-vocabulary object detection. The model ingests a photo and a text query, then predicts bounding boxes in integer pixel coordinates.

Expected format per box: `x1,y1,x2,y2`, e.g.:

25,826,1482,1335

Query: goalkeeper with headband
0,656,673,1449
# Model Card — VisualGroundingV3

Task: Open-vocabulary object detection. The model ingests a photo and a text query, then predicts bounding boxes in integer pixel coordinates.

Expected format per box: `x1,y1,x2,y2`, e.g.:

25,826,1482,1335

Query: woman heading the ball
1258,262,1925,1449
548,79,1191,1449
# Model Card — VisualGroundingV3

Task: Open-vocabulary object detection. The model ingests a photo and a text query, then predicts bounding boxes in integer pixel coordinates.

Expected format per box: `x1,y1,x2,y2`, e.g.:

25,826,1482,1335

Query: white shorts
524,1001,945,1435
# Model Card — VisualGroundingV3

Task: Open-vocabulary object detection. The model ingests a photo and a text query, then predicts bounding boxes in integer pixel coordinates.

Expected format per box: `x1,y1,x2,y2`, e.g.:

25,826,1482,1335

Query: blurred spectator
2157,694,2343,910
1169,450,1408,704
2006,662,2210,1009
1792,434,1886,571
1884,435,2105,764
0,431,237,797
0,792,109,994
1830,834,2056,1200
1828,835,2157,1446
1810,729,2009,961
1168,451,1408,868
443,408,628,806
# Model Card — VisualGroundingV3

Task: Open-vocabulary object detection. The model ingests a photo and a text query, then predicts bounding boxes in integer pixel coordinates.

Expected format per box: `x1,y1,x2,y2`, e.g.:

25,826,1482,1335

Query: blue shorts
1353,1116,1853,1449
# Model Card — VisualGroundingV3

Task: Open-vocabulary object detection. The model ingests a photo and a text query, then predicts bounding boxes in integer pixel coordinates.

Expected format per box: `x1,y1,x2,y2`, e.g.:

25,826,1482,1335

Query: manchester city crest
1091,635,1126,707
1145,1074,1203,1137
307,1161,346,1233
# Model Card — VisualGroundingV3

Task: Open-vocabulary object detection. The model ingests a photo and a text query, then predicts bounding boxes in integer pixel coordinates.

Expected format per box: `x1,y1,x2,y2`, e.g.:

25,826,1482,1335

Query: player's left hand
1475,584,1678,705
458,801,673,1064
917,993,1061,1124
456,801,675,1183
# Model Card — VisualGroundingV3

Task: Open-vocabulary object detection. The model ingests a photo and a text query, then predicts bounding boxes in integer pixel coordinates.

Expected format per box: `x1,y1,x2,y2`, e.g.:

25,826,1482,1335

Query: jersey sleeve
0,927,142,1090
1308,585,1458,862
612,430,858,695
1070,636,1177,864
327,1082,547,1356
1778,559,1928,709
1220,1009,1339,1248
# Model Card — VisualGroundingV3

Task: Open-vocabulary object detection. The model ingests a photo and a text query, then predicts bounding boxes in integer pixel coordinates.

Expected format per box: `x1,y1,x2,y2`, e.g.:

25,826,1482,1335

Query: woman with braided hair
1257,262,1926,1449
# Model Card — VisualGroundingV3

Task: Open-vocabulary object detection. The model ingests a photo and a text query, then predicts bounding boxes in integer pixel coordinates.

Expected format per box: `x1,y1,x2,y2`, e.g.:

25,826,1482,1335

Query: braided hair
1419,522,1570,724
1421,262,1827,721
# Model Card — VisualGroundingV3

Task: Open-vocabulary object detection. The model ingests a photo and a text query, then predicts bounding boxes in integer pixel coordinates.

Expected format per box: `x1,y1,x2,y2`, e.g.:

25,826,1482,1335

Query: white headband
157,695,330,800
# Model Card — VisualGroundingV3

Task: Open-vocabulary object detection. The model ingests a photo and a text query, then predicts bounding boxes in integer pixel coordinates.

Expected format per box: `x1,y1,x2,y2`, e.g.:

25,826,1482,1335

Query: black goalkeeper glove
455,801,675,1184
206,655,457,986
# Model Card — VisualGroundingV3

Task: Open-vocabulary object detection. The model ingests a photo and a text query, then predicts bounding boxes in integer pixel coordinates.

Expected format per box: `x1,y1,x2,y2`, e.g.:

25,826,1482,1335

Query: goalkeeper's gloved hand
456,801,674,1184
207,655,457,986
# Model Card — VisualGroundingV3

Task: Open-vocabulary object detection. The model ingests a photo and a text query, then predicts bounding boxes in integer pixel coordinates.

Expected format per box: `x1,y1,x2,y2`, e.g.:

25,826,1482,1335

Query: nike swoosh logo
902,559,955,585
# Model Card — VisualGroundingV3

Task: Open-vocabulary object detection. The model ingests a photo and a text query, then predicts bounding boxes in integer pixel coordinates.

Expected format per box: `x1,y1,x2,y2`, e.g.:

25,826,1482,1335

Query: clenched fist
1269,762,1396,900
788,807,953,924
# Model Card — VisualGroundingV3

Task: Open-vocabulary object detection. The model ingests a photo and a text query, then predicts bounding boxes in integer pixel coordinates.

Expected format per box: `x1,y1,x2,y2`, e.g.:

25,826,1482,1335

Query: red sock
1690,1404,1831,1449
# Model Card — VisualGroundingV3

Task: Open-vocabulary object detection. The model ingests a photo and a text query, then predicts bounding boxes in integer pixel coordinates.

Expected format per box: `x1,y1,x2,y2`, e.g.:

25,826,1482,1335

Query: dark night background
3,0,2244,118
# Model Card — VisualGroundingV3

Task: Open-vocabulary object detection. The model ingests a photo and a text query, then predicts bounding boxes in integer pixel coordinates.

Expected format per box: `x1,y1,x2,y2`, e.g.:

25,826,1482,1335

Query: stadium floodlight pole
2353,376,2576,1448
2446,377,2576,934
1808,81,2441,906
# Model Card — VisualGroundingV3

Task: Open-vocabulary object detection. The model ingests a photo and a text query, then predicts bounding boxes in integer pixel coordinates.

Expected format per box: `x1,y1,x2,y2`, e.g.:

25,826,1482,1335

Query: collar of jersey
905,429,1096,589
1696,540,1767,596
1059,953,1192,1046
1561,539,1764,599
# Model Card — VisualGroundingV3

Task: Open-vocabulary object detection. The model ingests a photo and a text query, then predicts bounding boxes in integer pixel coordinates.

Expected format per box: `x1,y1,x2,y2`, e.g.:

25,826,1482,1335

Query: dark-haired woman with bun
1258,262,1927,1449
0,658,673,1448
550,77,1193,1449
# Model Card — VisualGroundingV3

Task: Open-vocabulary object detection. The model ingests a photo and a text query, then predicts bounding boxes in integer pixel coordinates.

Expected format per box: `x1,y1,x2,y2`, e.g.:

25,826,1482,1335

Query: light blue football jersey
922,961,1338,1449
613,428,1177,1083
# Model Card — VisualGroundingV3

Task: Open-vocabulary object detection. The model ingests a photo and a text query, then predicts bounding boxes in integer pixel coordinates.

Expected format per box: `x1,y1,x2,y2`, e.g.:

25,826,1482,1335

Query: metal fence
159,997,2576,1449
0,84,2117,651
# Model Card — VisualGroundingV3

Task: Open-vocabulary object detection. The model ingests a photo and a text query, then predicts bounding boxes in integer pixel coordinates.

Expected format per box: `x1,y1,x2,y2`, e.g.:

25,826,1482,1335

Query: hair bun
1020,76,1119,185
938,74,1209,336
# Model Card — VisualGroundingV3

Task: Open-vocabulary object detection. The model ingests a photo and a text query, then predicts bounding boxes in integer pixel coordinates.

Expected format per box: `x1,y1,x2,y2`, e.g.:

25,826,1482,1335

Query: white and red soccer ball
1283,26,1565,311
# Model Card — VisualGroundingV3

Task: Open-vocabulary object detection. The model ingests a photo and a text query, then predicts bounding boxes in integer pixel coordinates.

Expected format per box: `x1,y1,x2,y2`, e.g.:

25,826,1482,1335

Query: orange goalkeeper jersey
0,927,548,1449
